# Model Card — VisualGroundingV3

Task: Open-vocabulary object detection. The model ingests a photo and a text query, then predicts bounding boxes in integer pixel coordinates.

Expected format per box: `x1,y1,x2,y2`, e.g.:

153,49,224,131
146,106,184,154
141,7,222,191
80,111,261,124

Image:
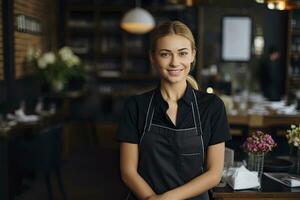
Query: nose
170,54,180,67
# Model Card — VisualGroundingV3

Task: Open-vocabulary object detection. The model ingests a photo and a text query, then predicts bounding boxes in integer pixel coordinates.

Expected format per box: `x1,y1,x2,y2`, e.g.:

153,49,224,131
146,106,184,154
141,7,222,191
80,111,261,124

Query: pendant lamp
121,1,155,34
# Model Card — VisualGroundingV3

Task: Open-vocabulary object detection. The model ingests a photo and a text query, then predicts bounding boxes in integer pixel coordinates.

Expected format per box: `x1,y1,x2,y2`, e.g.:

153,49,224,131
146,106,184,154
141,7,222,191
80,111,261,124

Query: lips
167,69,183,76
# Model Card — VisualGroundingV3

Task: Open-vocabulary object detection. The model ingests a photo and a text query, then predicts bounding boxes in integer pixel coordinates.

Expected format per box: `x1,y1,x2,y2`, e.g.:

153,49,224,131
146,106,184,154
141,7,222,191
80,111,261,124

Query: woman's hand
145,192,178,200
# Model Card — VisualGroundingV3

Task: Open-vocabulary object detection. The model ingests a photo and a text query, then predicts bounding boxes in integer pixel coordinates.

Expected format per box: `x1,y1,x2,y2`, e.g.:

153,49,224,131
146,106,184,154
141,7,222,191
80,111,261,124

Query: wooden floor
16,146,128,200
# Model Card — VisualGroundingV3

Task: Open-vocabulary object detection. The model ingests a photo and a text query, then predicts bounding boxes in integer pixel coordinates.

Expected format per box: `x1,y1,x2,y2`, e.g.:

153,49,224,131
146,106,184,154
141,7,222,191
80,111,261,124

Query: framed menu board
222,16,252,62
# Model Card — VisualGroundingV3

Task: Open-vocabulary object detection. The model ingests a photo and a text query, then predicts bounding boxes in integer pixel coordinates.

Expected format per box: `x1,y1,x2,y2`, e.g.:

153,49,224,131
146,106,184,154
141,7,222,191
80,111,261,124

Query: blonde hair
187,75,199,90
150,21,198,90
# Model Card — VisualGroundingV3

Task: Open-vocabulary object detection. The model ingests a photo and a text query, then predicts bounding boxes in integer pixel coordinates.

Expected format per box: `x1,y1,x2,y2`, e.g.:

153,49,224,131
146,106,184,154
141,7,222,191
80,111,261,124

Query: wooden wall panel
13,0,48,79
0,0,3,80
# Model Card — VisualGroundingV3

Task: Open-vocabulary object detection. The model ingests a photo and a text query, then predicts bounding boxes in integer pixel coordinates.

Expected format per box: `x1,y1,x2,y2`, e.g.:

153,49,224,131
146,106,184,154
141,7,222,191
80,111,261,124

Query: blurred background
0,0,300,199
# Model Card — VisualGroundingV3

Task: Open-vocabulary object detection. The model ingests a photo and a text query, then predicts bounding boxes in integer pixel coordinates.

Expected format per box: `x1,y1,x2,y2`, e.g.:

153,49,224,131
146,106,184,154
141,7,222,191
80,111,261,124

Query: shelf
67,4,190,12
97,74,157,80
96,28,122,34
292,29,300,35
65,1,196,91
98,51,122,57
290,75,300,82
67,5,129,12
125,52,148,57
67,26,95,33
147,4,187,11
97,91,142,97
288,11,300,93
97,85,157,97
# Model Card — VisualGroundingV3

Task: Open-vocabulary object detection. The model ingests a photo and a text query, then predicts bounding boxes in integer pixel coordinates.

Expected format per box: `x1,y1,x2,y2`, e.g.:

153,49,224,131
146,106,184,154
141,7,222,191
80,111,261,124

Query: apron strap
139,91,155,145
192,90,204,136
192,89,205,166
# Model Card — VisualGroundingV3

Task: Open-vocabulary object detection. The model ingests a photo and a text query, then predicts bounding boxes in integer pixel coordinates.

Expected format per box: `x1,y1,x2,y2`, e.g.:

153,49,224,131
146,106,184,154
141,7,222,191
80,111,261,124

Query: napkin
223,165,260,190
15,109,39,123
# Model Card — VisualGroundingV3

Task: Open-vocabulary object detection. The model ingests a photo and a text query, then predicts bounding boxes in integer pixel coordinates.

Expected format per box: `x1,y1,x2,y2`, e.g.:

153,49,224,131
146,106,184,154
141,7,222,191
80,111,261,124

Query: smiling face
151,34,195,85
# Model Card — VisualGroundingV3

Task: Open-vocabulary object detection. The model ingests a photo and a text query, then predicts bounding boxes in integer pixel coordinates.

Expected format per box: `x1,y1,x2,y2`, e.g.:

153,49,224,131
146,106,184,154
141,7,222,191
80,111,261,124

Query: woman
117,21,231,200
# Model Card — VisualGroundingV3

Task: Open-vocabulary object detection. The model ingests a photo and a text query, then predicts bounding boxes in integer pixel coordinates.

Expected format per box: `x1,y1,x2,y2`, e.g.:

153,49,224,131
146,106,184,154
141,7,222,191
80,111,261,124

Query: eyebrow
159,48,189,52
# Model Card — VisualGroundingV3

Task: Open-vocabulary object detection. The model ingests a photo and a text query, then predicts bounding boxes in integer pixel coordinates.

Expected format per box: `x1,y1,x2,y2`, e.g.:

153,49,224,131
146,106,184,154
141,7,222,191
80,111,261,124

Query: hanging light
267,2,276,9
256,0,290,10
121,1,155,34
276,1,286,10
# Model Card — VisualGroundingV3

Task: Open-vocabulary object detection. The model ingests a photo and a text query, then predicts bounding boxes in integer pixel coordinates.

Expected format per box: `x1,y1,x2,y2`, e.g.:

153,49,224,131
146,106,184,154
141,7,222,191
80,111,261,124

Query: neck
160,80,187,102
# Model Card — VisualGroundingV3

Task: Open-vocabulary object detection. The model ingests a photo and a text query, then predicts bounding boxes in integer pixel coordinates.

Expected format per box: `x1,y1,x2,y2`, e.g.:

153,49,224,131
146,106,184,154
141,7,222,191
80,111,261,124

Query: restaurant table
211,174,300,200
228,114,300,129
227,113,300,142
0,114,62,200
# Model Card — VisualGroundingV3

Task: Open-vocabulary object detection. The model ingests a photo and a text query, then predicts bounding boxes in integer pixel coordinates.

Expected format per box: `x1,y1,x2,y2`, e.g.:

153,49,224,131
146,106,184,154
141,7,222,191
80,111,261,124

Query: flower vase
296,148,300,175
247,153,265,188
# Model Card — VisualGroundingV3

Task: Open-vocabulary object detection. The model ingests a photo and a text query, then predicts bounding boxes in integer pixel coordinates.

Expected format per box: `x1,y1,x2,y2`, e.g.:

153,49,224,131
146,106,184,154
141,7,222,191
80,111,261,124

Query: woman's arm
120,142,156,200
162,142,225,200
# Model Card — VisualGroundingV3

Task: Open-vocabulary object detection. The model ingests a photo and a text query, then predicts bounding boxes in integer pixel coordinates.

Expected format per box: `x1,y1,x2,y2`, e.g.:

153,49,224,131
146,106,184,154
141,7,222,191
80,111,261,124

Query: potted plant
242,130,277,186
27,46,83,92
286,124,300,174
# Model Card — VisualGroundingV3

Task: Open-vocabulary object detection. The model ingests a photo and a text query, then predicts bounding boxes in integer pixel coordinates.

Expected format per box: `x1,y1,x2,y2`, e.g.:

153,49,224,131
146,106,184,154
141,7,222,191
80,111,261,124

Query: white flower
26,47,42,63
35,47,82,83
34,48,41,59
37,57,47,69
59,46,73,56
26,47,35,62
66,55,80,67
291,124,296,129
43,52,56,65
286,124,300,148
59,46,73,62
58,46,80,67
72,55,80,65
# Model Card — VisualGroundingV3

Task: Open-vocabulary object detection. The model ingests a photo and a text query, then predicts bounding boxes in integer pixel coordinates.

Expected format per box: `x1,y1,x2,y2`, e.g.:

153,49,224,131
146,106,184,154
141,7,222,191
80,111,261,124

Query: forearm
165,169,221,200
122,170,156,200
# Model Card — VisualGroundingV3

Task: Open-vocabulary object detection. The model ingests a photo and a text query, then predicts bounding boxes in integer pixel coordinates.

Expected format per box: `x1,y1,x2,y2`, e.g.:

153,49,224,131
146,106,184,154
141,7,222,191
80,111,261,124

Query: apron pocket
179,135,203,154
178,153,203,183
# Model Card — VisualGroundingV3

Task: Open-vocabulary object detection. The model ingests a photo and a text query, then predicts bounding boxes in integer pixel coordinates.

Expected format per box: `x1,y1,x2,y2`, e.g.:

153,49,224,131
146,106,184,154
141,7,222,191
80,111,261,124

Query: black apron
126,90,209,200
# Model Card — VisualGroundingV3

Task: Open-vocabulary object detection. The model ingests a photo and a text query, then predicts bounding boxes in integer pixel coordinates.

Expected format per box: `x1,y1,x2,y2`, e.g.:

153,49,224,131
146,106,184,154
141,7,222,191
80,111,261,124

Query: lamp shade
121,7,155,34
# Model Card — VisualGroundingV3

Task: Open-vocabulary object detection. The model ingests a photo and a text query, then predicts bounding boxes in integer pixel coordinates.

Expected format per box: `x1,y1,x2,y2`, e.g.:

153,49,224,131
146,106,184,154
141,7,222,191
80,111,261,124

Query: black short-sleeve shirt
116,83,231,148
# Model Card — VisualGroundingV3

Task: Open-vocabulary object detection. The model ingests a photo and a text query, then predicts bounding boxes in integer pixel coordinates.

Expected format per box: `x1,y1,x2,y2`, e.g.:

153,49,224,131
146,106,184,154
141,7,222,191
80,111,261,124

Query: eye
179,51,188,57
160,52,170,57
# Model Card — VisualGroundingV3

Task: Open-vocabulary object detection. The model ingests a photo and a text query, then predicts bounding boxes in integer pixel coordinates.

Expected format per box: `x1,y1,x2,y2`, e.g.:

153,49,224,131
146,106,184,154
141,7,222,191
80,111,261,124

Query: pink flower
242,130,277,154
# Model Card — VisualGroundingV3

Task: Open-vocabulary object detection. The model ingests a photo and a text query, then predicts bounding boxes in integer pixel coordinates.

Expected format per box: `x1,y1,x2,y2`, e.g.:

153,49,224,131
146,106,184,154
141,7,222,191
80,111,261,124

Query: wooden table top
228,114,300,128
0,113,62,138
